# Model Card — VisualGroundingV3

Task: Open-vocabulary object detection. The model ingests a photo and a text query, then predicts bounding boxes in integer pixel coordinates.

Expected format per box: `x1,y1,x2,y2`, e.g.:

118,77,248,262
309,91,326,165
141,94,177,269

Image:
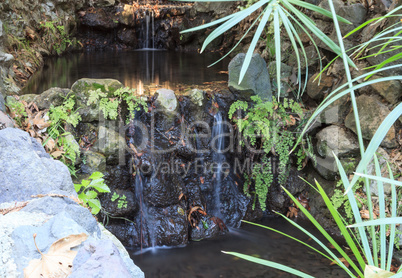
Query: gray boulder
0,128,75,203
316,125,359,158
228,53,272,101
0,197,144,278
0,92,5,112
70,239,131,278
344,95,398,148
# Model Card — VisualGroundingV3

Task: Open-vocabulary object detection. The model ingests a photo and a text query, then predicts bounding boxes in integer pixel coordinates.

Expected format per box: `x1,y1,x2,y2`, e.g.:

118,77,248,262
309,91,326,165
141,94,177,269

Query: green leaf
89,171,104,180
91,181,111,193
74,183,83,192
239,4,273,84
221,251,315,278
88,198,101,215
78,192,88,203
287,0,352,24
85,190,98,200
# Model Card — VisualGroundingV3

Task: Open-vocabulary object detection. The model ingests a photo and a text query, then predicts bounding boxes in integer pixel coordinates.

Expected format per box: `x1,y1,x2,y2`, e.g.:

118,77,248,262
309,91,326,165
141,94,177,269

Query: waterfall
211,112,225,218
142,10,156,49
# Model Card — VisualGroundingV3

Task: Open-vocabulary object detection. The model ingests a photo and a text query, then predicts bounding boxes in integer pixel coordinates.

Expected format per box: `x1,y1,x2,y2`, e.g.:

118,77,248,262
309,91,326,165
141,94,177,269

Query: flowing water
130,217,345,278
23,50,229,94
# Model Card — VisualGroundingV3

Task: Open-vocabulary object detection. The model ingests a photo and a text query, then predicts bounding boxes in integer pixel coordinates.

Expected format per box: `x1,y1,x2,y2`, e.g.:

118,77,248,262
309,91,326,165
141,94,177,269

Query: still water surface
130,217,345,278
23,50,229,94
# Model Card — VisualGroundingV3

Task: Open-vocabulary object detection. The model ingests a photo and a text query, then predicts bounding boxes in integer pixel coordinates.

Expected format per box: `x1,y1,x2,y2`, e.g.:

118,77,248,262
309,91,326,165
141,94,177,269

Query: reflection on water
130,217,345,278
23,50,229,94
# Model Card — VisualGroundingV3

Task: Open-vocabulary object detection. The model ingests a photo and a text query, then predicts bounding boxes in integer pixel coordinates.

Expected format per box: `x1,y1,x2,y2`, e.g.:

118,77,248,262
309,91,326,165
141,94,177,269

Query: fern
229,96,307,211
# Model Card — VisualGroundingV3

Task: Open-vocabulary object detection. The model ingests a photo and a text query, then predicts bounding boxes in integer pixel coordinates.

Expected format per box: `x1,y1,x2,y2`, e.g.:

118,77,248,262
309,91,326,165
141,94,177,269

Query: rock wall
0,0,89,97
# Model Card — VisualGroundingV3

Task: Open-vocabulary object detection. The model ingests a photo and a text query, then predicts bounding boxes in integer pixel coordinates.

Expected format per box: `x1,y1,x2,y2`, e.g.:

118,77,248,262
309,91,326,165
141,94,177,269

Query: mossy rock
71,78,124,122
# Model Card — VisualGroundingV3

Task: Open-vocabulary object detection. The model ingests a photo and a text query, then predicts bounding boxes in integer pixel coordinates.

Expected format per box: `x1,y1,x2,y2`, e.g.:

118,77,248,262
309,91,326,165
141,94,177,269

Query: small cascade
211,112,225,218
142,10,156,49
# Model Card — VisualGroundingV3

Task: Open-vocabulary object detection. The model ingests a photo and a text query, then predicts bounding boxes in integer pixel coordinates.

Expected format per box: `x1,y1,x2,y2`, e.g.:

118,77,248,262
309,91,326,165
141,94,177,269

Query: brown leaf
24,233,88,278
330,257,350,268
200,177,205,184
51,151,65,158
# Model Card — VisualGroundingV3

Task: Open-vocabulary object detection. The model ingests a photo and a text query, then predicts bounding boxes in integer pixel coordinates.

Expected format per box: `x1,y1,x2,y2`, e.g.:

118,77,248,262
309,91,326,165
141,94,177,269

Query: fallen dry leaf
24,233,88,278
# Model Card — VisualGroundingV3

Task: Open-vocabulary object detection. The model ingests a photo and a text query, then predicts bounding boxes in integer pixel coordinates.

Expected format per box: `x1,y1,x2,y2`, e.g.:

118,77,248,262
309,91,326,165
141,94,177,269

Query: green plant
74,172,111,215
178,0,354,100
47,95,82,175
87,87,147,123
222,1,402,276
7,100,27,126
40,20,75,55
111,192,128,209
229,96,306,210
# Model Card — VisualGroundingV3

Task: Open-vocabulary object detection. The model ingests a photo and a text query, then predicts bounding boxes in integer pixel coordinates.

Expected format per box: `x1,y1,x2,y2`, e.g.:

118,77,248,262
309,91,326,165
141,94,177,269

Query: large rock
0,197,144,278
155,89,178,112
70,239,131,278
0,111,15,128
344,95,398,148
228,53,272,101
0,92,5,112
0,128,75,203
316,125,359,158
71,78,124,122
370,77,402,105
33,87,70,110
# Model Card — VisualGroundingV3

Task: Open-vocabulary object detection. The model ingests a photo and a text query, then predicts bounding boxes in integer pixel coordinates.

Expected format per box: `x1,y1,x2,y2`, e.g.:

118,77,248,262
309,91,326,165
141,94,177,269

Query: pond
23,50,229,94
129,217,345,278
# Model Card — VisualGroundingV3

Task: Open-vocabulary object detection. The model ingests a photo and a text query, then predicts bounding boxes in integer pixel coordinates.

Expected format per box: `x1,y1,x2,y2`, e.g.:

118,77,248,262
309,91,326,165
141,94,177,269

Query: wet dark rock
117,28,137,46
190,215,221,241
71,238,132,278
143,173,182,207
80,8,119,31
148,204,188,246
344,94,398,148
105,222,140,248
101,189,139,217
303,165,341,238
0,128,75,203
267,167,307,213
228,53,272,101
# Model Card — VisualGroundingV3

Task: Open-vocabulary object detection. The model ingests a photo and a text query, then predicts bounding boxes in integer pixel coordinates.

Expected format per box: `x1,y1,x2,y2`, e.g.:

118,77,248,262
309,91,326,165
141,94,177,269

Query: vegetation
39,20,77,55
111,192,128,209
179,0,354,100
181,0,402,276
47,96,82,175
74,172,111,215
87,86,147,123
228,96,308,210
